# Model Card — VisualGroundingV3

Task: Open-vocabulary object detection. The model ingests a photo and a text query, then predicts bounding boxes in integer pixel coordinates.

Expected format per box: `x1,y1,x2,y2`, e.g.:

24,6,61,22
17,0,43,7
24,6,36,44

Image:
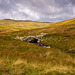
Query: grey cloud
69,0,75,5
0,0,16,12
0,0,75,22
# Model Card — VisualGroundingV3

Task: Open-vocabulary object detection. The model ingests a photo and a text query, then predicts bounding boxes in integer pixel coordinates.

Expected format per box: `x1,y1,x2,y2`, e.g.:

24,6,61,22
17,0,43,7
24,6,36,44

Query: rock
43,45,51,48
46,46,51,48
37,39,40,43
36,35,43,38
23,36,38,43
40,33,46,35
36,33,47,38
15,34,51,49
15,36,24,41
30,38,38,43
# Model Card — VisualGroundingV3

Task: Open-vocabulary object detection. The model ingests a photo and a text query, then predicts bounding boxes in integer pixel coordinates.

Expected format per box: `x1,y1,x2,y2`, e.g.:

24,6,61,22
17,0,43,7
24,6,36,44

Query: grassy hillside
0,18,75,75
0,19,52,32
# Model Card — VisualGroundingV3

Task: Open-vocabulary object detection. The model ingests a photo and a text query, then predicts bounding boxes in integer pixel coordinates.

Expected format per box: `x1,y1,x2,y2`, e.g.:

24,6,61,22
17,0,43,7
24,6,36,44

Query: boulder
23,36,38,43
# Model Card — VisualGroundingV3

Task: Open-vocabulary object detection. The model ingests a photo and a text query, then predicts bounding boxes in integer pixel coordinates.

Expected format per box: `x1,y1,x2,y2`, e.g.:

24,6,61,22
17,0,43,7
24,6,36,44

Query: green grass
41,34,75,53
0,18,75,75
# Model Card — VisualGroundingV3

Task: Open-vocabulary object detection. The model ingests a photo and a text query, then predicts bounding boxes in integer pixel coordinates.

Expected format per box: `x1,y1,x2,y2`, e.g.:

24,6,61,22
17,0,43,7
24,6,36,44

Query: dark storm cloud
0,0,75,22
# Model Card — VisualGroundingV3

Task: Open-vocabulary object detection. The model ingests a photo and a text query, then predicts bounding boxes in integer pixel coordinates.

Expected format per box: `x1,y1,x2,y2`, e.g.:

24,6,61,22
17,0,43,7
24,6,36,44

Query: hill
0,19,52,32
0,18,75,75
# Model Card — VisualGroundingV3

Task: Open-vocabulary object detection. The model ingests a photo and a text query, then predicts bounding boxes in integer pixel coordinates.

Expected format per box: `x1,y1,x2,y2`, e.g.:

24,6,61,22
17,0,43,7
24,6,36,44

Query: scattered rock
15,33,51,48
36,33,47,38
15,36,24,41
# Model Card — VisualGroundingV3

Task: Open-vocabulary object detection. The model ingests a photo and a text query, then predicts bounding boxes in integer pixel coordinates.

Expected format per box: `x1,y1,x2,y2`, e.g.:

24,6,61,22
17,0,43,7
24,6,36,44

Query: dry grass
0,19,52,32
0,18,75,75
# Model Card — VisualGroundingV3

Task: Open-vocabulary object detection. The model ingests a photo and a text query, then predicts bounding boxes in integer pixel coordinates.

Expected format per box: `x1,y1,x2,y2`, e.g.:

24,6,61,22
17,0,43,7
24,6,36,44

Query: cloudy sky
0,0,75,22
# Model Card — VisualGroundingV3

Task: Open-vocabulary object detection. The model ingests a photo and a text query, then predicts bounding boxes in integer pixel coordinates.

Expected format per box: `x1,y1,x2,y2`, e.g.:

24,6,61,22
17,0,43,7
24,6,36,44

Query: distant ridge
2,19,51,23
3,19,33,22
2,18,75,23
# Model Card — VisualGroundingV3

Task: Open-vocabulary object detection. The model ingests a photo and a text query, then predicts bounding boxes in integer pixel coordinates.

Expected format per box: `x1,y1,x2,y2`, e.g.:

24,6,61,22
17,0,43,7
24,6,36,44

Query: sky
0,0,75,22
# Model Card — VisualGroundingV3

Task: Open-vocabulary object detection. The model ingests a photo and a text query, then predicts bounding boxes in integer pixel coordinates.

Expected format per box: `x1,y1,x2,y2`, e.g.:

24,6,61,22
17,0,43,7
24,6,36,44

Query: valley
0,18,75,75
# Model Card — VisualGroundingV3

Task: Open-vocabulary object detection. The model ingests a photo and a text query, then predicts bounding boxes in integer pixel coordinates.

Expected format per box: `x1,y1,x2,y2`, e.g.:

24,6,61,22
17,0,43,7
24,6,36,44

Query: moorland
0,18,75,75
